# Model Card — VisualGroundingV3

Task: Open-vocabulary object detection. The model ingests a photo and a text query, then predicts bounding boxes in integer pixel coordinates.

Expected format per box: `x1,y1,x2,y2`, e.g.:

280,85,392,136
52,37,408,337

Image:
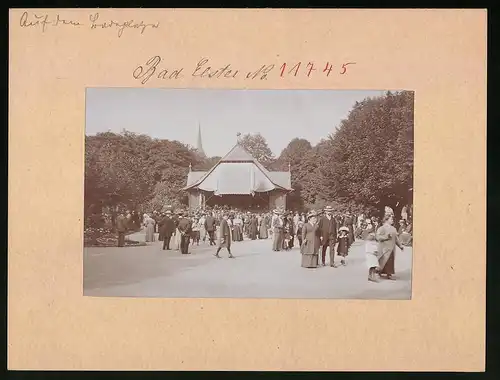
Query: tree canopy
315,91,414,216
238,133,275,167
84,131,203,216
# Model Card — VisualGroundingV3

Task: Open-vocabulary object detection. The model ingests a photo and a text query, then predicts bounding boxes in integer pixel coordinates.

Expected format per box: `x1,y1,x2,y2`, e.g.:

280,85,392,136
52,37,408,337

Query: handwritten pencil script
19,11,160,37
133,56,357,84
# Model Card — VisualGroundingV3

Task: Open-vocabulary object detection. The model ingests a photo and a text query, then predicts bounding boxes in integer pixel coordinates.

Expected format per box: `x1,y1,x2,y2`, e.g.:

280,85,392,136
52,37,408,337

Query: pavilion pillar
188,190,202,210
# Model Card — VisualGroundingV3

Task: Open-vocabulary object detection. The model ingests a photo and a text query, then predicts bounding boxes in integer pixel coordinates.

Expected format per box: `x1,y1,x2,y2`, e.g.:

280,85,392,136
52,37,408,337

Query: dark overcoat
218,219,232,248
317,216,337,243
159,216,176,236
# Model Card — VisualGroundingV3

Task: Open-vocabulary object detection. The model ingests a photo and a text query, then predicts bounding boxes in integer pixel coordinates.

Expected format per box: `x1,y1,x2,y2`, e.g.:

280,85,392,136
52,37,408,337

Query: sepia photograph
84,88,414,299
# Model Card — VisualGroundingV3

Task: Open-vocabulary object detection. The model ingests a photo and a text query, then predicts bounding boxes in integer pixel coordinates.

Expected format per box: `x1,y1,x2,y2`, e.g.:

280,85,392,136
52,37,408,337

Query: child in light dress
365,232,380,282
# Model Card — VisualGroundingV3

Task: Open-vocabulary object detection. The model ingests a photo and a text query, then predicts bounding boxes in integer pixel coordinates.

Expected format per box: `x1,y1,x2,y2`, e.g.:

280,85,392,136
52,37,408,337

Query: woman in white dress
143,214,155,242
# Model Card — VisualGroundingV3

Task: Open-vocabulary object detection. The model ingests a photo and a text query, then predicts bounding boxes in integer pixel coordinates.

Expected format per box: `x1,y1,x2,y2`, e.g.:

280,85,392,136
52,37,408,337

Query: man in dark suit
204,211,217,246
177,212,193,254
159,210,176,250
318,205,338,267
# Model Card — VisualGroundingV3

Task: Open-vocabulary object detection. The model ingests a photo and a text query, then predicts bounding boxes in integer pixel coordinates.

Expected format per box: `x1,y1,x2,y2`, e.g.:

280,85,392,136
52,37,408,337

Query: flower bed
84,227,146,247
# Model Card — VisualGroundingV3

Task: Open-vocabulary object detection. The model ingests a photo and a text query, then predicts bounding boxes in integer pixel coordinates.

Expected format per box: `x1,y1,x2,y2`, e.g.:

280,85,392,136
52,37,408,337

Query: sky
86,88,386,158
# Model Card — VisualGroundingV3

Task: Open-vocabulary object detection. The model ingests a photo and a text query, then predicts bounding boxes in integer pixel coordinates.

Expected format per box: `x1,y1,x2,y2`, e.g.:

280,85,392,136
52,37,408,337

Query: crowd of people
107,203,412,283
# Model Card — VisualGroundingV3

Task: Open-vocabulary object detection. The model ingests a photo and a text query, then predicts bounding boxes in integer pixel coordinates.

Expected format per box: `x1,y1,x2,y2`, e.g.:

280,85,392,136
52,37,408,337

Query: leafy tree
318,91,414,217
196,156,221,171
84,130,202,224
273,138,313,171
239,133,275,166
272,138,313,210
293,139,331,207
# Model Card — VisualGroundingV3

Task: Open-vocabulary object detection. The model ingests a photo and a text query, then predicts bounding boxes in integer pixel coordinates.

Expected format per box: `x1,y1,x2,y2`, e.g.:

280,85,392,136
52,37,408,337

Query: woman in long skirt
258,214,268,239
232,214,243,241
300,211,320,268
199,214,207,243
376,214,404,280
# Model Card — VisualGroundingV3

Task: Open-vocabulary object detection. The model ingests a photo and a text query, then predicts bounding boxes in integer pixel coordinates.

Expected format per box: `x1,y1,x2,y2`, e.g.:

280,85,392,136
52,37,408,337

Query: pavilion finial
236,132,241,143
288,162,291,172
189,162,192,172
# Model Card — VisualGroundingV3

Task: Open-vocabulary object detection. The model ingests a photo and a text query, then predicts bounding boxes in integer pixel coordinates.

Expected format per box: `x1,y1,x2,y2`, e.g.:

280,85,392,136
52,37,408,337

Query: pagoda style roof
184,143,292,195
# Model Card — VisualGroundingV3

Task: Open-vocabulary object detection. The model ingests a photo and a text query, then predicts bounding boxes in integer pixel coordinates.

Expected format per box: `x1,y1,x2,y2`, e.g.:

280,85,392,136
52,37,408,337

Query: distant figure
204,212,217,246
337,227,349,265
143,214,155,242
116,211,128,247
259,213,269,239
376,214,404,280
365,232,380,282
300,211,320,268
191,215,201,245
159,211,175,250
249,215,258,240
344,213,355,248
318,205,338,267
215,213,234,258
296,214,305,247
401,206,408,222
177,212,193,254
232,214,243,241
398,220,413,246
173,211,182,250
272,209,283,251
199,213,207,243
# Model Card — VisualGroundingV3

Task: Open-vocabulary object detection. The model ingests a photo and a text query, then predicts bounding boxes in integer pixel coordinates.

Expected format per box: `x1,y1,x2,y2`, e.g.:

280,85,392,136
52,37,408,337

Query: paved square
84,232,412,299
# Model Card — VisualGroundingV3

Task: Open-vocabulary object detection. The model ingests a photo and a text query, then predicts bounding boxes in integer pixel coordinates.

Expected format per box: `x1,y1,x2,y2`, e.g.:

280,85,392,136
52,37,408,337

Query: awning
198,162,276,194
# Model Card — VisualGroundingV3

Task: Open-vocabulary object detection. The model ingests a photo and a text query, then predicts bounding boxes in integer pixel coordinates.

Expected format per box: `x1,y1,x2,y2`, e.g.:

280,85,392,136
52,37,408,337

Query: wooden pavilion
183,142,293,211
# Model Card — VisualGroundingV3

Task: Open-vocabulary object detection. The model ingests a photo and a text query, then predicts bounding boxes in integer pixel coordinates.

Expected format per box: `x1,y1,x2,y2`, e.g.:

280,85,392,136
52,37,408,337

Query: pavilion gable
183,143,293,194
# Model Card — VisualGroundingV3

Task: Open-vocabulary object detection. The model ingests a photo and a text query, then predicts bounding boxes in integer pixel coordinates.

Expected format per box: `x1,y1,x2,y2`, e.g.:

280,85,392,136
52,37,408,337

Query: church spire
196,122,205,156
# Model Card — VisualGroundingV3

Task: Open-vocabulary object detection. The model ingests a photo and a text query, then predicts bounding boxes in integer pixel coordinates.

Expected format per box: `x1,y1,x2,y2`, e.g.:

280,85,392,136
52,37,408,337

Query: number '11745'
279,62,356,77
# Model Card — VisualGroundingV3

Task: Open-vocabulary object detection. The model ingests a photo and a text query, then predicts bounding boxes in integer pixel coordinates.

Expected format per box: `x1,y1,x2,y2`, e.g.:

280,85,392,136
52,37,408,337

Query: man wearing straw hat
318,205,338,267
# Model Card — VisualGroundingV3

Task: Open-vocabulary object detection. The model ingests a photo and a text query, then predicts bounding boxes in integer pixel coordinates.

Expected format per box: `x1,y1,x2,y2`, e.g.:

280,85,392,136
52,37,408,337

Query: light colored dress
144,217,155,242
376,223,403,275
365,239,381,269
198,216,207,241
259,215,268,239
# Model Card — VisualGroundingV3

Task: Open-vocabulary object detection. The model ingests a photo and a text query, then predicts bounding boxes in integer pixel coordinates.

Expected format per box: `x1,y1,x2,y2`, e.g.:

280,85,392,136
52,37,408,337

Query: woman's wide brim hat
324,205,334,212
339,226,349,232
